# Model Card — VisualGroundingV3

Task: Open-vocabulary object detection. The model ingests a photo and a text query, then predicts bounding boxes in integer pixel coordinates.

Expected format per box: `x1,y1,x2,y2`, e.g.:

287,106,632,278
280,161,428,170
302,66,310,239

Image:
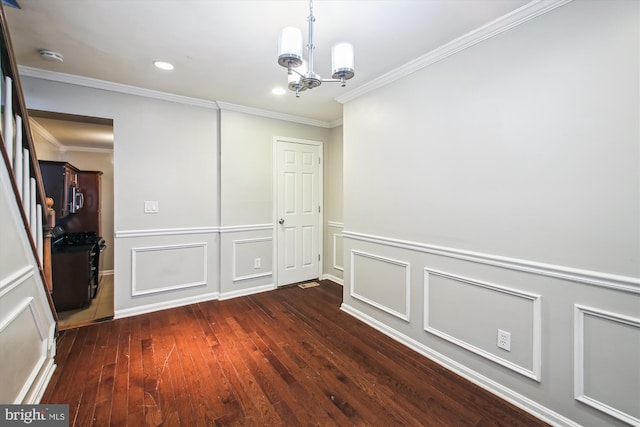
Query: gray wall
22,76,220,317
324,125,344,283
218,109,331,296
21,79,343,315
341,1,639,426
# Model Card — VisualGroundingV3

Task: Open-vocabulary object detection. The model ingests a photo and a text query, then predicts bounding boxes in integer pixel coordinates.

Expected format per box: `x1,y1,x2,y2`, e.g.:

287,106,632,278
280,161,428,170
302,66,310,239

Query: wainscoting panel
0,296,47,403
424,269,541,381
333,233,344,271
233,237,272,281
574,305,640,425
342,221,639,424
219,226,275,298
350,250,410,321
131,242,207,296
323,221,344,285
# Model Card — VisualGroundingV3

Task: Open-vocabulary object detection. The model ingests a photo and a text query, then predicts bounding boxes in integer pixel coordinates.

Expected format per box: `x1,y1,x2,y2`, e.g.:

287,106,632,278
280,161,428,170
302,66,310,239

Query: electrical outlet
497,329,511,351
144,201,159,214
254,258,261,269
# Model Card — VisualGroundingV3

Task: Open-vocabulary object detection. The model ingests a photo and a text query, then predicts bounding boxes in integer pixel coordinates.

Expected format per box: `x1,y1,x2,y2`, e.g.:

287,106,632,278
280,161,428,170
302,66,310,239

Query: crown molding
216,101,333,129
18,66,342,127
18,66,219,109
30,116,112,153
329,118,343,128
29,118,66,152
63,145,113,154
336,0,574,104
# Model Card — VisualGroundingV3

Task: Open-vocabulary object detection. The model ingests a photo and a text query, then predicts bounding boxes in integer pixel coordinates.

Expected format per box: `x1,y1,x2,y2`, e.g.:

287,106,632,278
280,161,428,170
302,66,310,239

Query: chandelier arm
291,68,305,78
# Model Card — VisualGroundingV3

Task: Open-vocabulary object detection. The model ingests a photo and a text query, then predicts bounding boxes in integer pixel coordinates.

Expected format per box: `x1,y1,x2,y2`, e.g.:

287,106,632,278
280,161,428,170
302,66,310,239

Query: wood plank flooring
42,280,548,426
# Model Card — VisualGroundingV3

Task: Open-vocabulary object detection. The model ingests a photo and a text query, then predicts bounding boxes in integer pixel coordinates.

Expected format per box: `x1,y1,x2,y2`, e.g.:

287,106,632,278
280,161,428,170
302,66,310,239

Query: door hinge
318,254,321,261
318,205,321,213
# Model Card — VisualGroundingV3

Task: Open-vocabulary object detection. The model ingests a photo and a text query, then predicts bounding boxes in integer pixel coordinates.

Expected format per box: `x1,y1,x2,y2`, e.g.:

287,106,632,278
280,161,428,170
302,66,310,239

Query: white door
275,139,322,286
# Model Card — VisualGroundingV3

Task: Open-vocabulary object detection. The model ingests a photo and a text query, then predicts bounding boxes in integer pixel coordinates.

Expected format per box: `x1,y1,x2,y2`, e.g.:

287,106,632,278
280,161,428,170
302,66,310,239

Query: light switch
144,201,159,214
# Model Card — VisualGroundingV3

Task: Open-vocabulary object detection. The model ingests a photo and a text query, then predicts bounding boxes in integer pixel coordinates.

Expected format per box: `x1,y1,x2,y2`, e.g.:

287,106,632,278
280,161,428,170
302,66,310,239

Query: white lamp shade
278,27,303,62
331,42,354,76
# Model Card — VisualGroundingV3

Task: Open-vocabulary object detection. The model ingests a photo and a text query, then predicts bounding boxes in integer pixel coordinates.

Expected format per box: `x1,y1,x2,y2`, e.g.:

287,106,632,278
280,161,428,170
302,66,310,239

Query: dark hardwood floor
42,280,548,426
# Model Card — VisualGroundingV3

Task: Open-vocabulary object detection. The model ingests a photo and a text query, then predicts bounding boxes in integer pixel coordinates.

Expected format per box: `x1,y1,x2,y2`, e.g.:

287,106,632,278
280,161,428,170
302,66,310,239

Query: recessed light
272,87,286,95
153,61,174,71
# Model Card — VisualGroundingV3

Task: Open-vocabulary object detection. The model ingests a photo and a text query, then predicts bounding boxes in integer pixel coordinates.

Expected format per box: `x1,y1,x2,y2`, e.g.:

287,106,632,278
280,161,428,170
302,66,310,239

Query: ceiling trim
215,101,333,129
18,66,338,127
330,118,343,128
336,0,574,105
18,65,219,109
63,145,113,154
30,117,113,153
29,118,66,152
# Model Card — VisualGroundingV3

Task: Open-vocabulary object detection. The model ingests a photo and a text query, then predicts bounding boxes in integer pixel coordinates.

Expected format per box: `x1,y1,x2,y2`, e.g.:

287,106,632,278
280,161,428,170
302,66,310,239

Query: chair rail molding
219,223,273,233
116,226,219,238
342,231,640,294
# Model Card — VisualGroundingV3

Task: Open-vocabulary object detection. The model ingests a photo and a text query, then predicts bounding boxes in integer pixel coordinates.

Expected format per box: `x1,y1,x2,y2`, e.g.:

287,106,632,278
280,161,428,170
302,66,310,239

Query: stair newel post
43,197,55,293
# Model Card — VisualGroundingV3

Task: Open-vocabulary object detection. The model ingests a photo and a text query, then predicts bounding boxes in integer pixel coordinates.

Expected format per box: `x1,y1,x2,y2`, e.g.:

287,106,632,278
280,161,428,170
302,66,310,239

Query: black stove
51,231,107,309
52,231,103,249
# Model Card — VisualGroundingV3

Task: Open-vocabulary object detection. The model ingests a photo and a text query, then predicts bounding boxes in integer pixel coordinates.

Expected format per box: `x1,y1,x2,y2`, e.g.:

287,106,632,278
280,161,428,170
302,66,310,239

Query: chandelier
277,0,355,97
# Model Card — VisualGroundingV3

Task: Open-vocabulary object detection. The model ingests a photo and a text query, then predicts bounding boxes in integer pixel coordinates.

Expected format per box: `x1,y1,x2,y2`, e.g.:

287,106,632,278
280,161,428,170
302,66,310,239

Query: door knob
279,218,285,224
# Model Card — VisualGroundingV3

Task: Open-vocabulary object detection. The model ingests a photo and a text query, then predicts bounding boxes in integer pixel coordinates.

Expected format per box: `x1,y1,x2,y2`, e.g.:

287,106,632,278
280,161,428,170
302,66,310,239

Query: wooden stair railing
0,2,57,321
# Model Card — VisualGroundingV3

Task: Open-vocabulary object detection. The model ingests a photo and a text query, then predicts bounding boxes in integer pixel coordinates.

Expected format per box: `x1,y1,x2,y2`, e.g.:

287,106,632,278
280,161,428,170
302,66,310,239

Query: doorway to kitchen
29,109,115,330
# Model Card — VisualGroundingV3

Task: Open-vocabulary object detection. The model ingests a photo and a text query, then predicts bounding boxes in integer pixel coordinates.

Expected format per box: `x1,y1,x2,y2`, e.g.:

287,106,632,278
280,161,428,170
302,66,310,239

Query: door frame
272,136,324,287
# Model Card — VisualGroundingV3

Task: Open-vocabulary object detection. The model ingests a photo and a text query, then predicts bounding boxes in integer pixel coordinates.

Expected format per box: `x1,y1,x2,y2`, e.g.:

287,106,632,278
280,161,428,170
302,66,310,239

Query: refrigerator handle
76,191,85,210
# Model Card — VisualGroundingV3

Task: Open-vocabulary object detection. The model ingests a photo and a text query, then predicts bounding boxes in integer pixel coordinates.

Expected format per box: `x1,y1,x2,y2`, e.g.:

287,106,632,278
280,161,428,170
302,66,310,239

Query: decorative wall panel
0,297,47,403
232,237,272,281
131,243,207,296
574,305,640,425
424,269,541,381
350,250,410,321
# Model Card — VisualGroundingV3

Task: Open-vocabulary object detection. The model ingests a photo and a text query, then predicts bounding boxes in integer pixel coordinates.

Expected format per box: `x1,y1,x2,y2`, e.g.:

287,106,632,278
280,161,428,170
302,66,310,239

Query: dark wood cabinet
39,160,80,220
39,162,103,234
67,171,102,234
51,248,92,311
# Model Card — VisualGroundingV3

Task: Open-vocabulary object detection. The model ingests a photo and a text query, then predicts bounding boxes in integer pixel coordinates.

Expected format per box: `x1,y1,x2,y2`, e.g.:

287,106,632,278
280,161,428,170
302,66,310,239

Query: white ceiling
6,0,530,127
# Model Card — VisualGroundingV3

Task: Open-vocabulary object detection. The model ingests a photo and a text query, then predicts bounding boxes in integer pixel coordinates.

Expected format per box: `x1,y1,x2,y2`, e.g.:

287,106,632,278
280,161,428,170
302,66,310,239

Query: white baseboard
322,274,344,286
115,291,220,319
340,303,581,427
219,284,276,301
28,359,56,404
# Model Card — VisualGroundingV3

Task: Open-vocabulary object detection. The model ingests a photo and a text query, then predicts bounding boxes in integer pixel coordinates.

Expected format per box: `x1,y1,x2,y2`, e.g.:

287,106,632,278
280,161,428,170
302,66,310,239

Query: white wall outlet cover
144,200,159,214
497,329,511,352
